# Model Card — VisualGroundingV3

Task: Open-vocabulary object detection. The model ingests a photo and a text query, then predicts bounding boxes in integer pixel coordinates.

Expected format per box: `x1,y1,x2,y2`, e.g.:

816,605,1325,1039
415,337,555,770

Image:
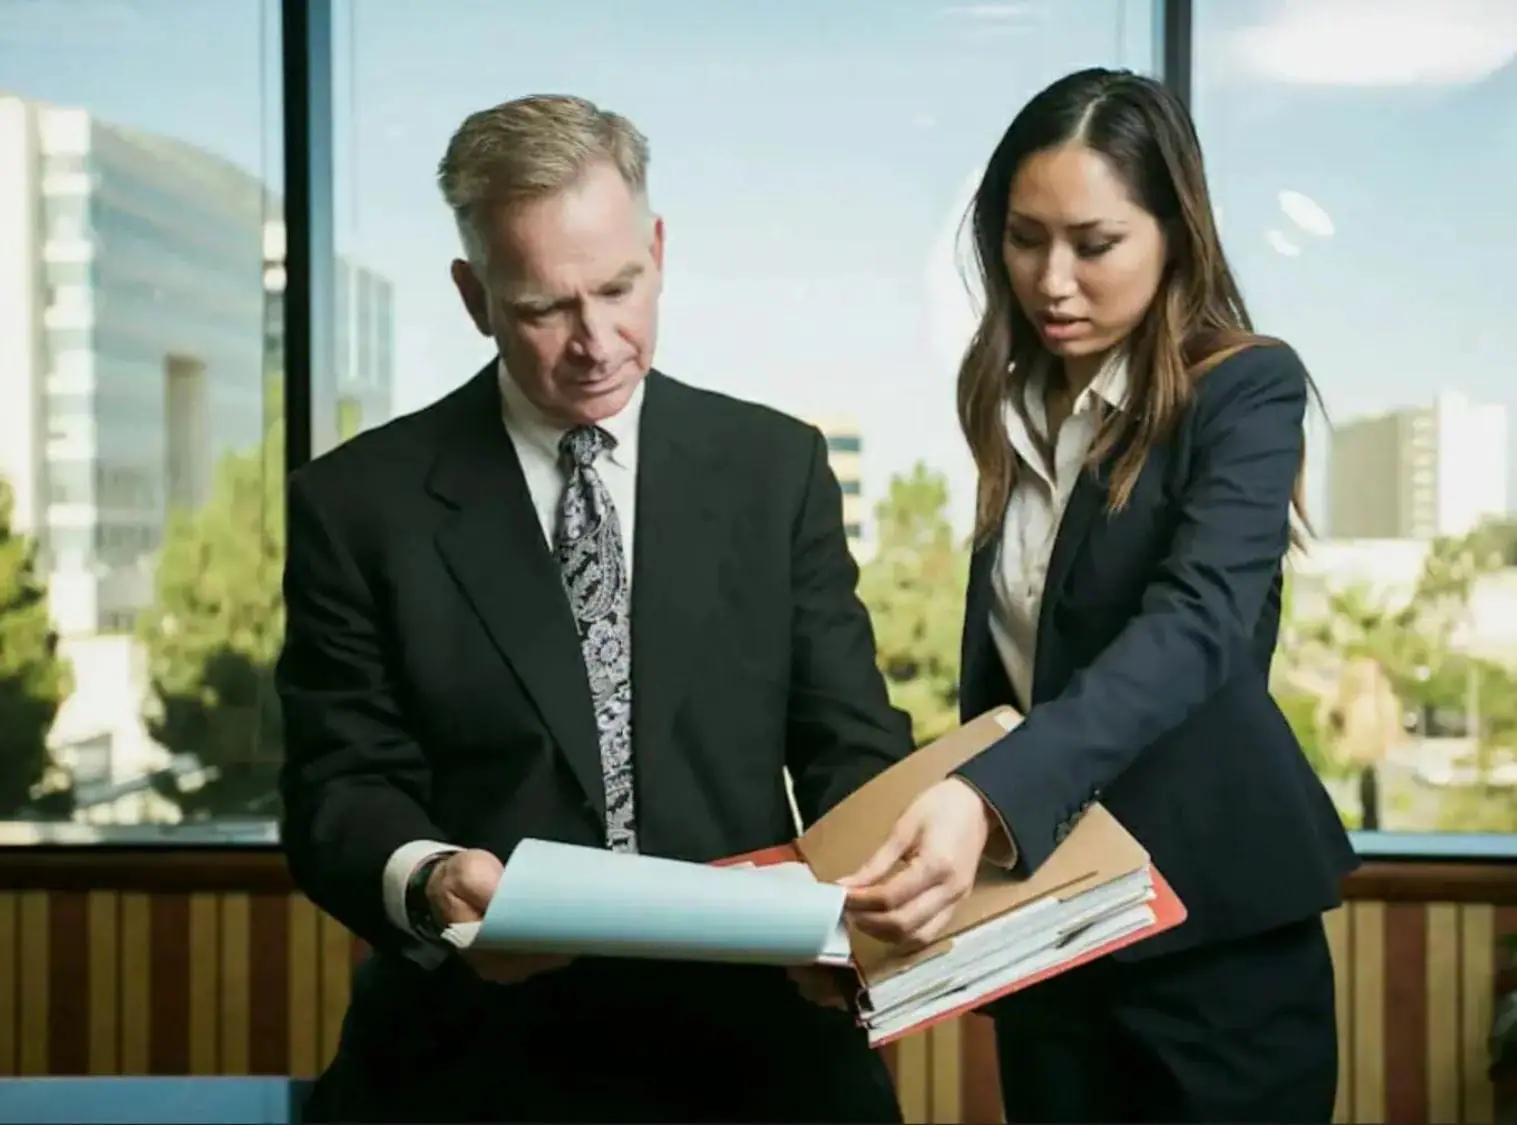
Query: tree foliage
1279,522,1517,831
137,403,285,820
1299,529,1517,749
0,477,72,815
857,463,969,745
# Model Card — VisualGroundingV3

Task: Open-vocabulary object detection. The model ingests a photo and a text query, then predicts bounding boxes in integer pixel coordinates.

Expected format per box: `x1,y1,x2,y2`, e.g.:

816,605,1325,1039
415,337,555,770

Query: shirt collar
1086,350,1130,413
1036,349,1129,412
1017,350,1129,425
497,359,644,470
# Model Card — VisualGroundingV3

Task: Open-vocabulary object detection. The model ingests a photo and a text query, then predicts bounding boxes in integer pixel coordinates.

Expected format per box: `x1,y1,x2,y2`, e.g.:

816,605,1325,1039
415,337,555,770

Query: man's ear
450,259,492,337
649,215,665,271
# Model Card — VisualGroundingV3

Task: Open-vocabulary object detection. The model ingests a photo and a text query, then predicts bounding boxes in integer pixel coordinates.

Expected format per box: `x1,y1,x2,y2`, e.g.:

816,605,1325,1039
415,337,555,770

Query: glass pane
0,1,283,842
333,0,1161,742
1194,0,1517,847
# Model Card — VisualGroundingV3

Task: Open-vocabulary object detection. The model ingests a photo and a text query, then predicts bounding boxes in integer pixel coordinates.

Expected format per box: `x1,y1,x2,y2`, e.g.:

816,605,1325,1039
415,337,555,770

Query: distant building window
843,522,862,540
838,479,861,495
827,435,861,454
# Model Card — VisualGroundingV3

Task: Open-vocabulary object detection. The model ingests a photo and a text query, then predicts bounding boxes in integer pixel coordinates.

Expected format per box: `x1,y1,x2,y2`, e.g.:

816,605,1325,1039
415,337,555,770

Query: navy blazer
955,342,1358,959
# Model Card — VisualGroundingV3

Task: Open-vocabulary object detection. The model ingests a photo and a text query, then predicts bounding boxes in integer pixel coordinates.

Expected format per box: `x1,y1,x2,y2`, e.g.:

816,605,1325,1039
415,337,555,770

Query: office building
1328,391,1508,540
261,218,395,455
813,417,864,556
0,93,268,637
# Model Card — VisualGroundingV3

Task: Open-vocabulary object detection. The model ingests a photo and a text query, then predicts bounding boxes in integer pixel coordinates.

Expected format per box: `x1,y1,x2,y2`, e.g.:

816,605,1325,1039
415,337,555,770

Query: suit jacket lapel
963,446,1112,715
427,366,606,821
960,538,1004,712
1030,469,1100,701
629,372,727,780
1041,470,1103,618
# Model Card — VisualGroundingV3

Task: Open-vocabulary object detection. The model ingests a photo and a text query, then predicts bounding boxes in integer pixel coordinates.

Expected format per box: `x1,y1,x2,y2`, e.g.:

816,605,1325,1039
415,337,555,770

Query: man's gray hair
437,94,651,268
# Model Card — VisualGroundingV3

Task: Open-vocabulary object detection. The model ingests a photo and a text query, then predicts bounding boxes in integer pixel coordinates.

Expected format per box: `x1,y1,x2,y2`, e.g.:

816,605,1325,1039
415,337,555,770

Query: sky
2,0,1516,538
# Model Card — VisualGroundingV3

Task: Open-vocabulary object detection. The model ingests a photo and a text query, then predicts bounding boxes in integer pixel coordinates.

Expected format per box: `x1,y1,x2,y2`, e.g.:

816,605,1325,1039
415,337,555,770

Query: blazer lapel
427,366,606,822
1033,442,1126,698
960,538,1001,712
1040,469,1103,623
629,373,728,779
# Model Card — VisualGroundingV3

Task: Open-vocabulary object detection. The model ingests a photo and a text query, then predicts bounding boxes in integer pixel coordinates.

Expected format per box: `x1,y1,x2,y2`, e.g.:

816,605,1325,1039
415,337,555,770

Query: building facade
1328,391,1508,540
261,218,395,456
813,417,864,557
0,93,268,637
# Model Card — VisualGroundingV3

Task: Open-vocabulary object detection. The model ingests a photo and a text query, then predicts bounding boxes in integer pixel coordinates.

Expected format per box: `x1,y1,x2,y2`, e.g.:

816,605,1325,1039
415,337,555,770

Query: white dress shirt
988,353,1129,711
379,363,646,947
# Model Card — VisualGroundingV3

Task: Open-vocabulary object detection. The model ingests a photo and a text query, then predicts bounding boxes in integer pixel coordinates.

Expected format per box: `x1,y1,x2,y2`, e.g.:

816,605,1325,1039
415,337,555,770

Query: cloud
1266,229,1302,257
942,2,1036,20
1222,0,1517,87
941,0,1042,40
1278,190,1335,238
0,0,154,48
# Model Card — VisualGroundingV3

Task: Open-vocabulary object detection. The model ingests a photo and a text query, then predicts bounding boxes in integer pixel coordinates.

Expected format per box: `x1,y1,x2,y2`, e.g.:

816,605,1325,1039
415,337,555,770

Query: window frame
14,0,1504,859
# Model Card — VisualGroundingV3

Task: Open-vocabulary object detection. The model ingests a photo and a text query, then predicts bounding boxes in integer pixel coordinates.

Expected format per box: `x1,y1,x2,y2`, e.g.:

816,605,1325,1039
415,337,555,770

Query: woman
841,68,1358,1123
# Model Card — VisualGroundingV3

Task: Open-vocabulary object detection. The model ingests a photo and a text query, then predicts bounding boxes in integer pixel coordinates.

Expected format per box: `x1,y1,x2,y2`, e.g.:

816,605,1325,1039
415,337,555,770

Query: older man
276,94,910,1122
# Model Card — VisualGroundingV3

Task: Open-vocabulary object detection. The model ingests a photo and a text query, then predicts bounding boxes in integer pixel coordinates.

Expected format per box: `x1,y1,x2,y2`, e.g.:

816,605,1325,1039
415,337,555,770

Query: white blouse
989,354,1130,709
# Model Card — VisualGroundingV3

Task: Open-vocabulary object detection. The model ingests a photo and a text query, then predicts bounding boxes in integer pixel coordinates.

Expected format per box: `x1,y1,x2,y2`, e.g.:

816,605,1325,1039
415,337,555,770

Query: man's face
452,161,664,427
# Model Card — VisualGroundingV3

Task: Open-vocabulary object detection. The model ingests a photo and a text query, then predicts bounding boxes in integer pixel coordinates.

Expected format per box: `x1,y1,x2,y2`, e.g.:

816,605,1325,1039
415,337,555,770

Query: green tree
137,393,285,820
0,477,73,816
1288,525,1515,831
1272,688,1337,779
857,463,969,745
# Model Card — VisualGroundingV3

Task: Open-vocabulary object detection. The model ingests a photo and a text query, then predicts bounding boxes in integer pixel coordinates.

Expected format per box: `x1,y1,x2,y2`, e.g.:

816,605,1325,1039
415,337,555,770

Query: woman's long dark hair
957,67,1315,547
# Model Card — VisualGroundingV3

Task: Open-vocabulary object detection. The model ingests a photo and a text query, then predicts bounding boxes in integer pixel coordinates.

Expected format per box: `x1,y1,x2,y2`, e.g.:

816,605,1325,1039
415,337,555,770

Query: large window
0,1,284,842
328,0,1160,731
1193,0,1517,851
3,0,1510,857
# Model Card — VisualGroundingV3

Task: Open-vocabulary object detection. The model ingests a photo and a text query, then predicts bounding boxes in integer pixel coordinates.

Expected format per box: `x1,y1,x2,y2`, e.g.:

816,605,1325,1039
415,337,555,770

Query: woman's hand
839,778,996,947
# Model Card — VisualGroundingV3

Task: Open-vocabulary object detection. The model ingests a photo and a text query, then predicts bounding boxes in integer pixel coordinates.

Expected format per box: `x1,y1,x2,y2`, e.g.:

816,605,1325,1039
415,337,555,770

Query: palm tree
1297,526,1507,829
1302,585,1411,829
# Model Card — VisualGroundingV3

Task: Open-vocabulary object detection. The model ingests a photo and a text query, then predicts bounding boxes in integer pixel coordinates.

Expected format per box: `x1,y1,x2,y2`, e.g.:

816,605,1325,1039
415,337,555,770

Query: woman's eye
1077,240,1119,259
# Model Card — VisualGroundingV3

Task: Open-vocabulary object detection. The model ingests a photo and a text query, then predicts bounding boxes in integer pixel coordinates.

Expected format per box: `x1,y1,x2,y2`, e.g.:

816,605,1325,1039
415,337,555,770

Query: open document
441,837,850,965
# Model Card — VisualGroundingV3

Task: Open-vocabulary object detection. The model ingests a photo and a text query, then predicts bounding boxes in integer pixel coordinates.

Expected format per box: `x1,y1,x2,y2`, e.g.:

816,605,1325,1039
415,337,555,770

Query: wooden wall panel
1,855,1515,1124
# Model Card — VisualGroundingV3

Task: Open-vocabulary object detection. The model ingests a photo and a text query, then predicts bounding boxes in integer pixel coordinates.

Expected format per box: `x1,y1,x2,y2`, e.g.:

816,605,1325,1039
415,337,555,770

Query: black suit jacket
955,342,1358,960
274,366,913,1116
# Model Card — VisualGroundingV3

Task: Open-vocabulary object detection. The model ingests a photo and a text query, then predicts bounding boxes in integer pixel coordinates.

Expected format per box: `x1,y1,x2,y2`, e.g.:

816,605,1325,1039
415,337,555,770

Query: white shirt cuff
382,839,461,938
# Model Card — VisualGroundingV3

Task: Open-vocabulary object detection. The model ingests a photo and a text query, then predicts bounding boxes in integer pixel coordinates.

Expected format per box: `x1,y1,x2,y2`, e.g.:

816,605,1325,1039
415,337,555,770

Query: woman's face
1002,141,1167,364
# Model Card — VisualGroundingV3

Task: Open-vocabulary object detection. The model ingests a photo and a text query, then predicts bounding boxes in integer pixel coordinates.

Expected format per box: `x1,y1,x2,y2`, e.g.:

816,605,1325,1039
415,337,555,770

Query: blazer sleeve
784,428,915,823
955,343,1309,875
276,470,448,956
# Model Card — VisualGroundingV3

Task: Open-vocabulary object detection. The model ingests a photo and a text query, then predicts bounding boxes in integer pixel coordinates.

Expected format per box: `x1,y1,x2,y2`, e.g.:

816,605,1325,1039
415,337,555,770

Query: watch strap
404,852,450,942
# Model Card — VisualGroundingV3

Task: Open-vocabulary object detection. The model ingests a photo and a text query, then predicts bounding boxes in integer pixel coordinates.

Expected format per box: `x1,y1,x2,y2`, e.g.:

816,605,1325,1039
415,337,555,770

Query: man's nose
570,306,614,363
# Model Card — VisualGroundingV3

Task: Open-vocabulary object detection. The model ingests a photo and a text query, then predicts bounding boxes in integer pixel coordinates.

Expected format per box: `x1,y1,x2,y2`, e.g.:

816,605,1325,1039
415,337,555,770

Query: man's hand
838,778,995,948
425,847,504,926
426,848,573,986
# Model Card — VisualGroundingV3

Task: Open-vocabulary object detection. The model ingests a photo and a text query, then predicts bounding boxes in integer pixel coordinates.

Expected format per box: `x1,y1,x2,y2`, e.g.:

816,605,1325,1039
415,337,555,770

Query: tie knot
560,425,614,470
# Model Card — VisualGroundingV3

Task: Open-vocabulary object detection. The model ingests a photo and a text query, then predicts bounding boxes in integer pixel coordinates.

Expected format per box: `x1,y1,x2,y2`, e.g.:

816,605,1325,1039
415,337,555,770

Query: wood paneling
0,853,1513,1123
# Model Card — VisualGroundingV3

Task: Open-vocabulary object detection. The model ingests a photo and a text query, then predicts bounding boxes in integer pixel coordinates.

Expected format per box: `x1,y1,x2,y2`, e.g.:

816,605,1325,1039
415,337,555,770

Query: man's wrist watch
404,853,450,943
